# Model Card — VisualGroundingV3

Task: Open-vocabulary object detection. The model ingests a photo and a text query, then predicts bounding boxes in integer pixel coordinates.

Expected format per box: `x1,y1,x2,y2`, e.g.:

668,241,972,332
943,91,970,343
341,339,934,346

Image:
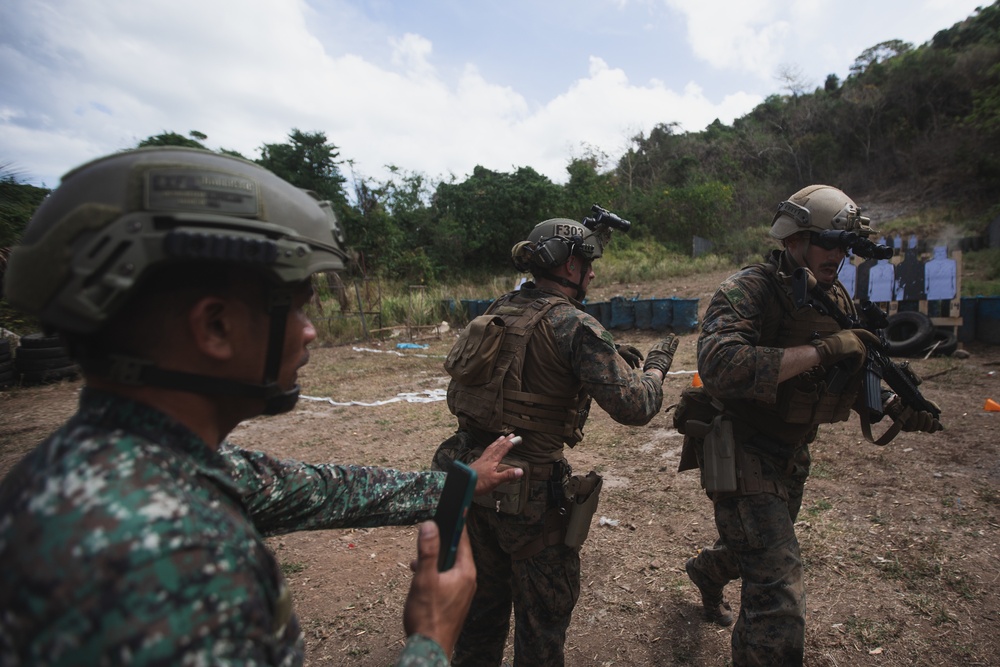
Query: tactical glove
643,334,679,375
811,329,881,373
616,344,644,369
883,394,943,433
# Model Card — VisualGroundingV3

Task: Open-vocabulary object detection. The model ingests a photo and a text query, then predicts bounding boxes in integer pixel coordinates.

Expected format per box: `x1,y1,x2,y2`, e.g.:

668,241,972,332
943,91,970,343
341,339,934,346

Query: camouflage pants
688,444,810,667
452,481,580,667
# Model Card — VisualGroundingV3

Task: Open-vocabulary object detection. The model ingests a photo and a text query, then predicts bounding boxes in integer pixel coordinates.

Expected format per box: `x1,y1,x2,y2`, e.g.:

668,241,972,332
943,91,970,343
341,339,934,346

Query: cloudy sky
0,0,987,190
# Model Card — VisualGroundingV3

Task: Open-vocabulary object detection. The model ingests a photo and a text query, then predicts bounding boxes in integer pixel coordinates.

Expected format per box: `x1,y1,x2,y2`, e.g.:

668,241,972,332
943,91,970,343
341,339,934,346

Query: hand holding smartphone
433,460,478,571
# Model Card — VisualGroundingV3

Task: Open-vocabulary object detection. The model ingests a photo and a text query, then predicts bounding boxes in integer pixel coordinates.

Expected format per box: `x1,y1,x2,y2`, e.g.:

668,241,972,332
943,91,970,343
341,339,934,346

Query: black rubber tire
15,345,69,360
0,359,12,374
0,370,13,383
15,356,74,372
0,339,10,355
18,332,63,349
0,352,11,365
20,364,80,386
884,311,935,356
924,328,959,357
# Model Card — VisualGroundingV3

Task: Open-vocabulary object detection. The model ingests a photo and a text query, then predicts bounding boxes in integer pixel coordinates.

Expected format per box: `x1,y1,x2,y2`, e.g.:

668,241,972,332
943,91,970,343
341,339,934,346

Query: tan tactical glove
811,329,881,373
615,344,644,369
883,394,943,433
642,334,679,375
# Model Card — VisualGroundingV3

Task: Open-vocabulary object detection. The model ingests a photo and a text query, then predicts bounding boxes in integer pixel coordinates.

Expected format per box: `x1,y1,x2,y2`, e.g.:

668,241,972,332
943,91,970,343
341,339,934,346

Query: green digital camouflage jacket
0,388,448,667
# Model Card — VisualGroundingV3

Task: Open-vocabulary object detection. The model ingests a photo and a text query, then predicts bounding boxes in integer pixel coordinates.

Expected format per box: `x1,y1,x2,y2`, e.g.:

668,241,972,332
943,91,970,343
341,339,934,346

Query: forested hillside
3,3,999,283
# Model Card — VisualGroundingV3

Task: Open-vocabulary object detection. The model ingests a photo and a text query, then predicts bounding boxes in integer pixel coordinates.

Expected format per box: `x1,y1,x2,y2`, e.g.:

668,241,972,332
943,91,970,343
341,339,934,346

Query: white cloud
0,0,987,189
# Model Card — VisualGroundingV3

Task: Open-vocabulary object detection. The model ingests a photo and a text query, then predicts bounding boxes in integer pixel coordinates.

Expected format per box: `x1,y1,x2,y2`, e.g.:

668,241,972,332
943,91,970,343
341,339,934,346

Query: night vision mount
812,230,893,260
584,204,631,234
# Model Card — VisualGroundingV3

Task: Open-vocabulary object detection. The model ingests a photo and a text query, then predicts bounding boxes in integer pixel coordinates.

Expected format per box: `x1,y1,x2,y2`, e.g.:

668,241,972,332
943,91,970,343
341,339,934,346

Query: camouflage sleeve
221,446,447,536
395,634,449,667
697,268,783,403
553,308,663,425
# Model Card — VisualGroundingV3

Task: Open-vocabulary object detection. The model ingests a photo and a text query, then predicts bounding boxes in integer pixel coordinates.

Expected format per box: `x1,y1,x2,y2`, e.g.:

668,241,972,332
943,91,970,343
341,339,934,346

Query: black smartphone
433,460,477,571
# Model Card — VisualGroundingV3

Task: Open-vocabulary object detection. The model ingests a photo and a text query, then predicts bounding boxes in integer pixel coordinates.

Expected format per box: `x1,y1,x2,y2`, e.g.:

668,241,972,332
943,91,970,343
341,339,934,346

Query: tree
430,165,565,272
256,129,348,206
775,63,811,97
0,164,49,248
849,40,913,77
137,131,208,149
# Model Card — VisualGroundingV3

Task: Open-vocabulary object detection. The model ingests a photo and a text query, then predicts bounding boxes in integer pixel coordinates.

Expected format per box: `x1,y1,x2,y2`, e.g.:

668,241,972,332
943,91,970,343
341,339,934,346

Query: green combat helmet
511,218,603,272
510,205,629,301
4,146,348,414
769,184,875,240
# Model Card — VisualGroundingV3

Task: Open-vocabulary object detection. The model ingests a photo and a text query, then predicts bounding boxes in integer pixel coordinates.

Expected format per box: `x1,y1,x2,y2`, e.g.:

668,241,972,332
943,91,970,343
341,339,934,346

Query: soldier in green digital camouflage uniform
678,185,943,666
0,147,523,667
437,212,680,666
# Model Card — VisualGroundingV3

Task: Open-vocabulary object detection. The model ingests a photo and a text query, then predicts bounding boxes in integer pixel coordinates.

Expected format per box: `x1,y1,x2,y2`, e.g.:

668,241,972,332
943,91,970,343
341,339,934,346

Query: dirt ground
1,268,998,667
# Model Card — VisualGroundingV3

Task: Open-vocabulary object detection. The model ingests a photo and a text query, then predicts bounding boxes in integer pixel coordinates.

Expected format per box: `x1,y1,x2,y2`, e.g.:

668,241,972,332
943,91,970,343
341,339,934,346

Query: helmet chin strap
79,287,301,416
539,257,589,301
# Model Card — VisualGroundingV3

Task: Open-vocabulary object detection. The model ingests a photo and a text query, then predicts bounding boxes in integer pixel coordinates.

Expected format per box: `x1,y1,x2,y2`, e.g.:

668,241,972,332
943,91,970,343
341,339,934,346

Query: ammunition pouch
472,455,532,515
775,368,859,425
563,471,603,548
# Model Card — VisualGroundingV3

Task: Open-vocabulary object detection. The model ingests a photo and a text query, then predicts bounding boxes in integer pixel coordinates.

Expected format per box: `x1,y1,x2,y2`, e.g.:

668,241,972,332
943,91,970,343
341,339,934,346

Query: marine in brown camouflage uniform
439,215,679,666
0,148,521,667
681,186,942,667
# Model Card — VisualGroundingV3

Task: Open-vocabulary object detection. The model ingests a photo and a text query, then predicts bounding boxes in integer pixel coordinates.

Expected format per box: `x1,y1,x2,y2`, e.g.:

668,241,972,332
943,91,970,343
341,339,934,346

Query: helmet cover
4,146,348,334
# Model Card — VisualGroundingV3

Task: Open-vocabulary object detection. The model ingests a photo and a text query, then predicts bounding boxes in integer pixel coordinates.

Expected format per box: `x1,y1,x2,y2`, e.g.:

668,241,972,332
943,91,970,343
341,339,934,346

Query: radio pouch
688,415,737,493
563,471,603,548
472,456,530,515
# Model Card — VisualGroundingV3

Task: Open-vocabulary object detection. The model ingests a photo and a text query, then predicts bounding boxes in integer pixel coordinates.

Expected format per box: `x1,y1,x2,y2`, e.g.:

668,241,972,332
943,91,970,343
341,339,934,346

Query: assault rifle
791,267,942,445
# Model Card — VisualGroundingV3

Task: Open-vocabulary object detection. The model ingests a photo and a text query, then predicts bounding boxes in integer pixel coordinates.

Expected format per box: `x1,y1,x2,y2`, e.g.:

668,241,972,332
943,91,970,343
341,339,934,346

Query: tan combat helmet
769,185,875,240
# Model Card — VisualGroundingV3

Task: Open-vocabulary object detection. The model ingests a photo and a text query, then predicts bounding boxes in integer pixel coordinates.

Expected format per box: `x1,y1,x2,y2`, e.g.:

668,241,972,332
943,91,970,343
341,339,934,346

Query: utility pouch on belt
472,456,530,515
563,471,603,548
688,415,737,493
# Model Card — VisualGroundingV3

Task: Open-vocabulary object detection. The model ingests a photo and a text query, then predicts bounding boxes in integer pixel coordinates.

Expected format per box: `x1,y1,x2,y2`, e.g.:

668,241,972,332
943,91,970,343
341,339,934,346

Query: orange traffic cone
985,398,1000,412
691,372,703,387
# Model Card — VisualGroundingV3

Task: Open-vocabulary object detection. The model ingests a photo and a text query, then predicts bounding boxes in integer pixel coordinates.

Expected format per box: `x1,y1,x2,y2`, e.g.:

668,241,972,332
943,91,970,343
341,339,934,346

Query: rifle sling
860,411,903,446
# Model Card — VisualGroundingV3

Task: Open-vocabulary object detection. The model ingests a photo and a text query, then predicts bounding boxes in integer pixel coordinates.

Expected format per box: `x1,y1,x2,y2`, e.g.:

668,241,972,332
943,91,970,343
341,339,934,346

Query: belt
468,444,566,481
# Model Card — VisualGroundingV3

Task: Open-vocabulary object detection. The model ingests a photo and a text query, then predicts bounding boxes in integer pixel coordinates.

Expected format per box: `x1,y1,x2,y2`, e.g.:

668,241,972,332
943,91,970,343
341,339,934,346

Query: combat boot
685,558,734,627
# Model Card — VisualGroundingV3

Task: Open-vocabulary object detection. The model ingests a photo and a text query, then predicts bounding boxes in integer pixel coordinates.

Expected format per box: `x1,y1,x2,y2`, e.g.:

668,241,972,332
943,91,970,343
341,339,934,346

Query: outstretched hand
643,334,679,375
403,521,477,657
469,434,524,495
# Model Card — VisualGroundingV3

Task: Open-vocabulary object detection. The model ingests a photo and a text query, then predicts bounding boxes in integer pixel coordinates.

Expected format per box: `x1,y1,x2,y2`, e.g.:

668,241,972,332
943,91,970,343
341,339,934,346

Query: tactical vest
727,257,862,447
445,291,588,462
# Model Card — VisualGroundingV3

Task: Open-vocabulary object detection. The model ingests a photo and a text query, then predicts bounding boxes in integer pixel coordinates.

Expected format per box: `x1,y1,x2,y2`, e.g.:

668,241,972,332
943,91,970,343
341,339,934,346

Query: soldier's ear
187,296,237,361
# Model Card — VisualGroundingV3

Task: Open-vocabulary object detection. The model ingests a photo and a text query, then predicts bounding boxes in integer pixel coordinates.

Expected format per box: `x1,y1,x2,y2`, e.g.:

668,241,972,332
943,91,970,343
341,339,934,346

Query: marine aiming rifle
791,266,942,445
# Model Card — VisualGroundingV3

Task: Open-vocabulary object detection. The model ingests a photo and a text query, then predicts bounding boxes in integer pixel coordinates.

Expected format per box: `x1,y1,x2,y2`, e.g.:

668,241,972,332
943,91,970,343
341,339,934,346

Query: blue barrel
598,302,611,327
672,298,699,333
609,296,635,330
633,299,652,329
976,296,1000,344
584,301,602,320
651,299,673,331
959,297,977,343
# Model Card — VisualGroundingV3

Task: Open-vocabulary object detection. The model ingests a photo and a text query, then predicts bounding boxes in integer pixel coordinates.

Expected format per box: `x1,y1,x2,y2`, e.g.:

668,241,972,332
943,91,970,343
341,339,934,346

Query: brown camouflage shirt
698,250,858,452
0,388,448,666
